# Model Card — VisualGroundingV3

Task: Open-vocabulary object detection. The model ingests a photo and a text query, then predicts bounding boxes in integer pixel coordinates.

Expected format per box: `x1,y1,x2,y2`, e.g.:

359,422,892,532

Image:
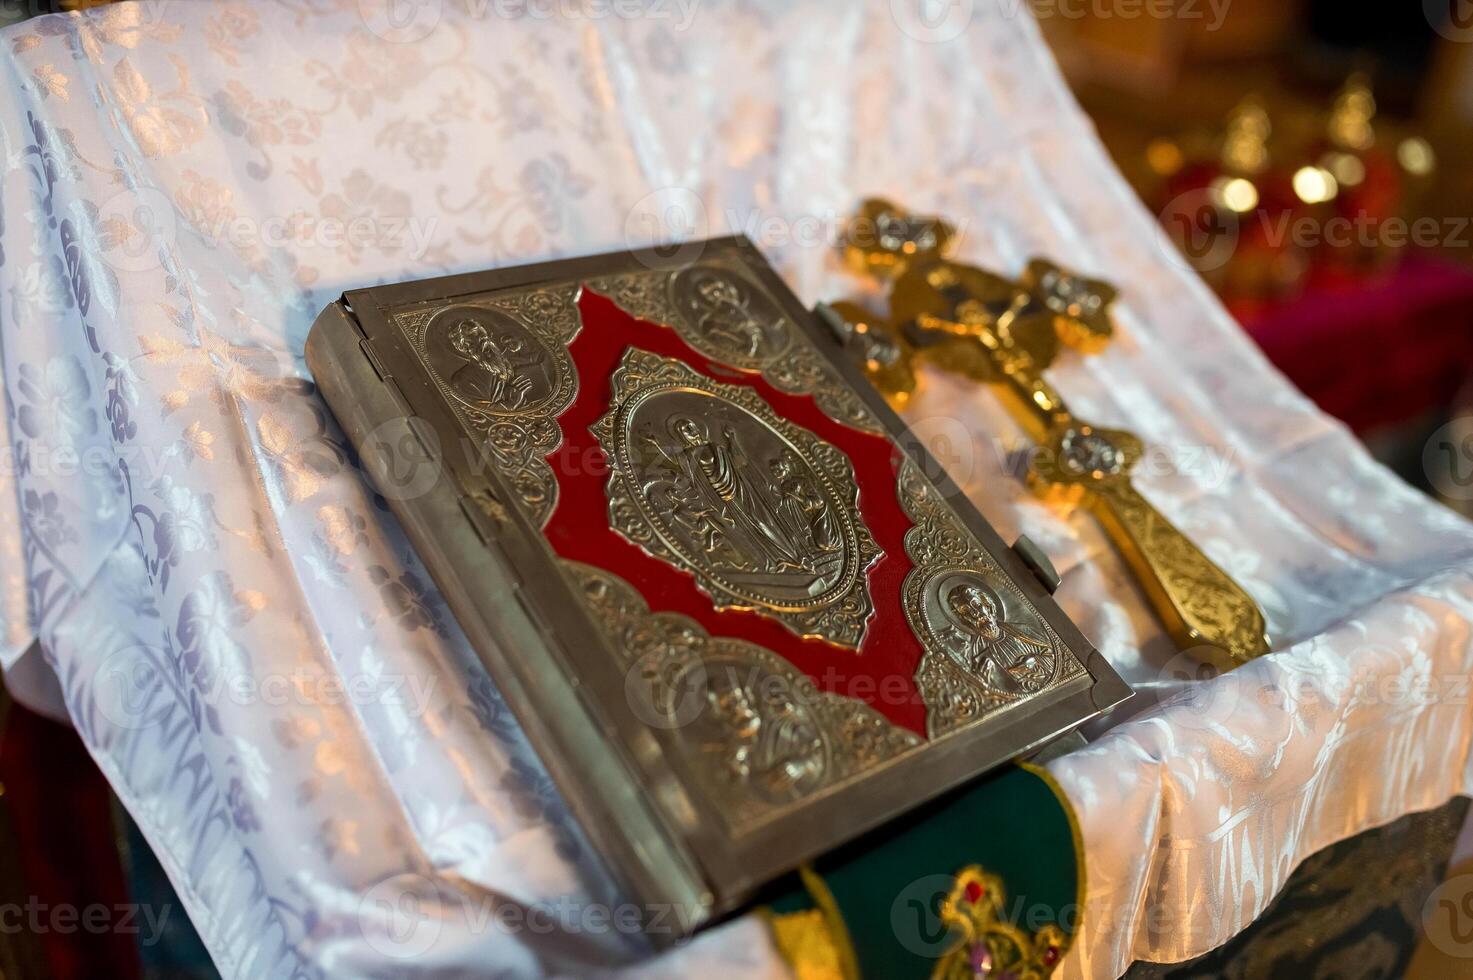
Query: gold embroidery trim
1018,760,1086,946
762,865,860,980
932,765,1083,979
765,768,1083,979
932,867,1067,980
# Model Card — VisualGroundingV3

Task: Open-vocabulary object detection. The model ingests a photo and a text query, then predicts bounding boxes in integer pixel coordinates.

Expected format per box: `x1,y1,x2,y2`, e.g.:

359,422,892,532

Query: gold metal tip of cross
831,198,1271,667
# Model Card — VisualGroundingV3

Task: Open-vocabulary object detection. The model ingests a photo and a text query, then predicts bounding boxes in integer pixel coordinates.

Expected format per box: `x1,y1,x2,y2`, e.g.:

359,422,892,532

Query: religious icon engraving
631,396,851,606
422,306,557,414
647,411,845,596
896,459,1079,736
594,262,883,432
569,561,918,830
692,656,829,805
928,571,1055,696
669,266,791,366
593,349,879,648
401,295,578,527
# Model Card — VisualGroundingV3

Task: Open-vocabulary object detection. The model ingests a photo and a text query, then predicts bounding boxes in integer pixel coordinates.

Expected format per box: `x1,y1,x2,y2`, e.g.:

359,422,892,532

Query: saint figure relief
644,415,840,579
689,274,774,358
941,580,1054,695
446,317,541,410
772,450,840,556
697,665,825,803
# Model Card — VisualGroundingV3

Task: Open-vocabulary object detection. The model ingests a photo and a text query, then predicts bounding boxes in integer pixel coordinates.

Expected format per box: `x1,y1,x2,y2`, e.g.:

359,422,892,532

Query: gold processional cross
822,199,1269,667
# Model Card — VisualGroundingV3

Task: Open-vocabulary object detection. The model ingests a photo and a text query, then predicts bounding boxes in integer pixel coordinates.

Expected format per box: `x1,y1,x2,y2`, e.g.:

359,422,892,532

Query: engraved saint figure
656,415,803,573
621,385,859,611
942,581,1053,695
447,317,540,410
698,665,825,803
689,273,775,358
771,450,841,557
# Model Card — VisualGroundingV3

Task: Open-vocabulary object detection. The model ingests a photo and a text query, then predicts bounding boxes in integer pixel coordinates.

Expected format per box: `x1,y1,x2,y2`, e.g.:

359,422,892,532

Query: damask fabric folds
1,2,1472,977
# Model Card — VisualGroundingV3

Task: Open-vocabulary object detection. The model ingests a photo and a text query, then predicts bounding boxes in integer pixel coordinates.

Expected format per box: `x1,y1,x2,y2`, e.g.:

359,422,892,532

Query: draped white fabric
1,2,1471,977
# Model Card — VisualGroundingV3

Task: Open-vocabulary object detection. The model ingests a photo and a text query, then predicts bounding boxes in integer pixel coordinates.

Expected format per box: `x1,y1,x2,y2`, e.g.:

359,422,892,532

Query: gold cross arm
836,199,1270,666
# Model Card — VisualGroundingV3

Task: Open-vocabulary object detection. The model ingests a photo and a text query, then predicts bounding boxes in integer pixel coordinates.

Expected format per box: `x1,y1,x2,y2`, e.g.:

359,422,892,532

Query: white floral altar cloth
2,1,1473,977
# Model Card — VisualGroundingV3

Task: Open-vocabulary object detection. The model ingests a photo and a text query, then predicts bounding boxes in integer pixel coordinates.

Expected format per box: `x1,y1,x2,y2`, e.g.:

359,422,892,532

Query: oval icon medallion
422,305,559,415
593,349,880,648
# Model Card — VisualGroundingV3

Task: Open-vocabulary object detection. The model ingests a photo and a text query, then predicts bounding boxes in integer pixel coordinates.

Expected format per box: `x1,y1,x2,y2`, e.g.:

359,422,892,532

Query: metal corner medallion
591,348,881,649
896,459,1086,738
566,561,920,830
591,260,886,436
396,288,582,526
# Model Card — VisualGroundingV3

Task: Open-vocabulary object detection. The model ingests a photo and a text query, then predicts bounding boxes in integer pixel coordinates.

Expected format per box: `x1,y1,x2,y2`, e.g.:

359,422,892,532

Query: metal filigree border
564,560,920,832
394,285,582,527
590,260,886,436
395,258,886,527
591,348,881,649
897,458,1087,738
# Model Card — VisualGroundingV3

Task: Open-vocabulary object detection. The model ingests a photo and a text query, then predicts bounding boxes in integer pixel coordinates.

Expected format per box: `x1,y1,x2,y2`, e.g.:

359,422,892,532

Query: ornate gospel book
306,238,1130,938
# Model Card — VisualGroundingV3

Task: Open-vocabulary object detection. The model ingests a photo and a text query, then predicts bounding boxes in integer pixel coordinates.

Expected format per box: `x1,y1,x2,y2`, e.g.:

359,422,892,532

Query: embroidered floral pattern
17,356,96,448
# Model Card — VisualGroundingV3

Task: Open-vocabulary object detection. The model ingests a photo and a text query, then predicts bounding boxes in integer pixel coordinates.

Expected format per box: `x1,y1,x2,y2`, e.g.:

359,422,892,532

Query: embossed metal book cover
306,237,1129,935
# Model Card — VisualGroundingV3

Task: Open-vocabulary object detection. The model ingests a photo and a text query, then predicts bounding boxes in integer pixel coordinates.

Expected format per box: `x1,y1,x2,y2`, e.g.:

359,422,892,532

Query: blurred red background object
1040,0,1473,508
